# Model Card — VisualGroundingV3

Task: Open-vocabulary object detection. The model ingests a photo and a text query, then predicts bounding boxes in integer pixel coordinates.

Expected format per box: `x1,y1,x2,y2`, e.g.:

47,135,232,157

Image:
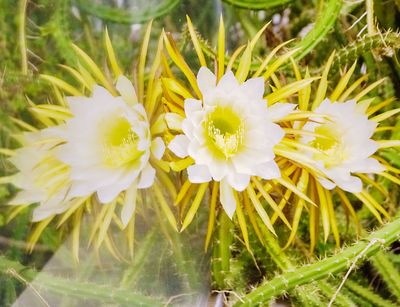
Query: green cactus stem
0,255,164,306
236,215,400,306
370,251,400,303
344,280,394,307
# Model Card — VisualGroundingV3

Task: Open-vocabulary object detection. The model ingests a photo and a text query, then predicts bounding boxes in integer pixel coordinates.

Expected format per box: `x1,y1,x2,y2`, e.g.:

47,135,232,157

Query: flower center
102,117,143,167
309,124,346,168
205,106,244,159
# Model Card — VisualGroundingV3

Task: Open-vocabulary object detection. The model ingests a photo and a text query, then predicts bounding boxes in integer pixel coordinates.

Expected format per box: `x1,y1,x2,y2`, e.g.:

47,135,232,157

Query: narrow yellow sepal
104,27,123,78
180,182,208,232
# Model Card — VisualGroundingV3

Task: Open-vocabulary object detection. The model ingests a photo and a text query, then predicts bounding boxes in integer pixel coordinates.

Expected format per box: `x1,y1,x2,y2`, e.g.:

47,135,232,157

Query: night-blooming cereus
301,99,384,193
168,67,294,218
56,76,165,226
276,55,400,252
0,24,175,257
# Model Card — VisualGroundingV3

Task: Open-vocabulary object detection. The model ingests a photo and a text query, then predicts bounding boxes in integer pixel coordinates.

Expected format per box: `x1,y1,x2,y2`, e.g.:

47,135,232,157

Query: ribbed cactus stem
236,216,400,306
0,256,164,306
212,211,234,289
345,280,394,307
292,0,343,61
332,32,400,72
261,220,325,306
318,281,357,307
370,251,400,302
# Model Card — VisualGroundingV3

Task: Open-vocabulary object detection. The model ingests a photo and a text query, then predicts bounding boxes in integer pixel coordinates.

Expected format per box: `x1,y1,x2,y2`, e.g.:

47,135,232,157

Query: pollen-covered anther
206,108,244,159
102,117,143,168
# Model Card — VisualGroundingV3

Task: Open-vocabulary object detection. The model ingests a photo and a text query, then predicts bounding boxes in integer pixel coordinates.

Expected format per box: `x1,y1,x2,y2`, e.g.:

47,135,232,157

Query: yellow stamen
102,117,144,167
205,106,244,159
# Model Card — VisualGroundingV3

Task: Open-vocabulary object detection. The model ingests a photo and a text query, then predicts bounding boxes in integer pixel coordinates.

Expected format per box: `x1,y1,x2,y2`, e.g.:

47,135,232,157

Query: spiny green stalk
194,0,342,69
292,284,325,307
222,0,292,10
331,31,400,73
154,206,202,292
165,223,203,291
318,281,356,307
260,223,293,270
75,0,180,24
370,251,400,302
260,221,325,306
0,255,164,306
292,0,343,61
211,211,234,289
120,228,158,288
236,215,400,306
344,280,394,307
341,287,374,307
43,0,76,66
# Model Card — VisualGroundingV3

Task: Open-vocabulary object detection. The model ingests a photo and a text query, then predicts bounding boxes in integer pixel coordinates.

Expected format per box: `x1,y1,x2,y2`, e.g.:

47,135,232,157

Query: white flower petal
254,161,281,180
217,70,239,93
165,112,184,131
207,159,229,181
116,75,138,105
318,177,336,190
336,176,363,193
168,135,189,158
121,183,137,227
69,180,99,198
197,66,216,94
151,137,165,160
240,77,265,100
132,103,148,118
350,158,385,174
32,208,54,222
219,179,236,219
184,98,202,121
9,190,44,205
31,190,71,222
66,96,90,114
187,164,212,183
32,202,69,222
96,186,121,203
96,170,138,203
227,172,250,191
355,99,370,114
92,85,114,100
137,164,156,189
266,103,296,122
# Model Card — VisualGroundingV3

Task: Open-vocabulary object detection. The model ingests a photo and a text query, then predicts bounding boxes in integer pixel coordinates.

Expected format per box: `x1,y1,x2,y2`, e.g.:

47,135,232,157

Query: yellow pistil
205,106,244,159
102,117,143,167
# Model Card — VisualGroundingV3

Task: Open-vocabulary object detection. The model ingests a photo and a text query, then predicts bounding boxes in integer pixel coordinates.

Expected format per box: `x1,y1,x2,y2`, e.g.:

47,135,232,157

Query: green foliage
1,0,400,305
237,214,400,306
222,0,293,10
75,0,180,24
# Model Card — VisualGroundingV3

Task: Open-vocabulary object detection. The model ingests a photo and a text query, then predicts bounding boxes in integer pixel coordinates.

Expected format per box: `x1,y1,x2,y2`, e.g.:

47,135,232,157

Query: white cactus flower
55,76,165,225
301,99,384,192
168,67,293,218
